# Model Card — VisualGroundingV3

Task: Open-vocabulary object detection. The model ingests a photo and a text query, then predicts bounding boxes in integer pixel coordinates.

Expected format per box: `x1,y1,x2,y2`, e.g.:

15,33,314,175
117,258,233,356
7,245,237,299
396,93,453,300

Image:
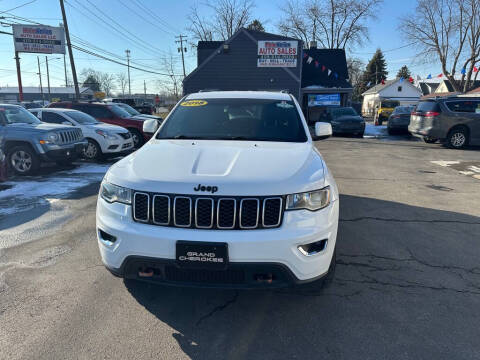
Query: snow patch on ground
0,162,109,216
430,161,461,167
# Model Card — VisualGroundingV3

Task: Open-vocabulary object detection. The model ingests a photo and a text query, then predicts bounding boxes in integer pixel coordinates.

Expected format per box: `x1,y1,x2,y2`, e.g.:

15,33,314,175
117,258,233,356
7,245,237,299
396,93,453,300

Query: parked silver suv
409,97,480,149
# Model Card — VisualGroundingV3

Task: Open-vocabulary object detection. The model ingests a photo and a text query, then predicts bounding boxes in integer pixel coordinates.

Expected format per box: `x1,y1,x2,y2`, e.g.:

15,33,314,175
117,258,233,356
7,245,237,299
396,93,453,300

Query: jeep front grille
58,128,83,144
132,192,284,230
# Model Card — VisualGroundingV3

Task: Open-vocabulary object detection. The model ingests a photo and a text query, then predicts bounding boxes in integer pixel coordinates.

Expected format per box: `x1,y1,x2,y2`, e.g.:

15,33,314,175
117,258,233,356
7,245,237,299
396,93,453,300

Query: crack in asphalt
339,217,480,225
195,291,239,326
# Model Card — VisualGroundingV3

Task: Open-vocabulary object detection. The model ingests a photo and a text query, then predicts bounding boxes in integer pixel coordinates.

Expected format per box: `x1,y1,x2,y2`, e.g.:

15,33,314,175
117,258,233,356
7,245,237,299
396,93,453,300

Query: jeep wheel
9,145,39,175
447,127,468,149
83,139,102,160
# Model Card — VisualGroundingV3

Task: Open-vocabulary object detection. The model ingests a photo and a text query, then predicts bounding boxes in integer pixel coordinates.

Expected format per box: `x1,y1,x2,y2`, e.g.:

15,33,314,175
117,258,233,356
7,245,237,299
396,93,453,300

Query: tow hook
255,273,273,284
138,267,154,277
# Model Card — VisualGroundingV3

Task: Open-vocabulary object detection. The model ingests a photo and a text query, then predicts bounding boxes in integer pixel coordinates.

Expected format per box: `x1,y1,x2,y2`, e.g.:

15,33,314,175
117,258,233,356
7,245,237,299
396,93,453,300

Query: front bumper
101,138,134,154
332,125,365,134
96,198,339,287
39,141,87,161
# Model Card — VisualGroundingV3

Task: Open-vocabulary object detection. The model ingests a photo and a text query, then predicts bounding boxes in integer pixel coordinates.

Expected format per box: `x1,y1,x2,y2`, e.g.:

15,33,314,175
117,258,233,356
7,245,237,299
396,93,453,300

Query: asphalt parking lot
1,131,480,360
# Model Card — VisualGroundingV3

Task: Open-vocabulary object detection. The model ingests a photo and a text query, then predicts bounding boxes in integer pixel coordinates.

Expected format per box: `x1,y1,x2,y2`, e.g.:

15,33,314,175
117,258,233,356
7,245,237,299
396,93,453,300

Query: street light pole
45,56,51,101
37,56,44,103
126,49,131,95
59,0,80,99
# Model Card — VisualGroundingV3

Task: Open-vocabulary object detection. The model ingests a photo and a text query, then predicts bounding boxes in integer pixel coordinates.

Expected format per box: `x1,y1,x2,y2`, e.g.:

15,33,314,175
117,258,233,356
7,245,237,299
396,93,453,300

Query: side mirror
314,122,332,140
143,118,160,134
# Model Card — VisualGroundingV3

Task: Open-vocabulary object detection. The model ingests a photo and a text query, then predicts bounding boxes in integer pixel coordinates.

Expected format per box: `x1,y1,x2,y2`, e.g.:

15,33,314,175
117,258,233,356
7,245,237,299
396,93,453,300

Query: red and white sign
12,24,65,54
257,40,298,67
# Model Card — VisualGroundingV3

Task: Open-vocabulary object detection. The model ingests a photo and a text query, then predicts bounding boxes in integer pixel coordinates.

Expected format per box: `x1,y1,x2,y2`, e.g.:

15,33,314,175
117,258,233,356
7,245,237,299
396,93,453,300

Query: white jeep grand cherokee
96,91,339,288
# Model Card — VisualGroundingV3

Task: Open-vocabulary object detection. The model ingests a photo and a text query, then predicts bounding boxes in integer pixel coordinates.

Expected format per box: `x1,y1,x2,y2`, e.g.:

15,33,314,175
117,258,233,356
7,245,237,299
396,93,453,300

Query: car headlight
96,129,117,140
286,186,331,211
100,181,132,204
40,132,60,144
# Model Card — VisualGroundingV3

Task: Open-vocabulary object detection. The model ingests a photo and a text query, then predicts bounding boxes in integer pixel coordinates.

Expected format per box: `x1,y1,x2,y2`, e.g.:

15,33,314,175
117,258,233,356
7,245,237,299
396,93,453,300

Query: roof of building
301,48,351,89
438,79,480,93
0,86,93,94
466,85,480,94
420,91,461,99
362,80,397,95
418,82,439,95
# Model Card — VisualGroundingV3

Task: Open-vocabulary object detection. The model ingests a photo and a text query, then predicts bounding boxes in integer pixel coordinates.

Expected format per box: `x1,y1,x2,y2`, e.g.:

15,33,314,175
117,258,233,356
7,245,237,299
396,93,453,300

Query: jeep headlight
40,132,60,144
100,181,131,205
286,186,331,211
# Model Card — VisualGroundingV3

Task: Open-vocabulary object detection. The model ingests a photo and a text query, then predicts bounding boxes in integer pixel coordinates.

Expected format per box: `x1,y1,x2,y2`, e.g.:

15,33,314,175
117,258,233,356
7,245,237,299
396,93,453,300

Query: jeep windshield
0,105,41,124
156,98,308,142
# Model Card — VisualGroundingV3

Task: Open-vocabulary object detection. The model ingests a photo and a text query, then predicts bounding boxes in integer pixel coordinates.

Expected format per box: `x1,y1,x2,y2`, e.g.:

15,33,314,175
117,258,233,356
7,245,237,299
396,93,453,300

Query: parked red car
48,101,151,147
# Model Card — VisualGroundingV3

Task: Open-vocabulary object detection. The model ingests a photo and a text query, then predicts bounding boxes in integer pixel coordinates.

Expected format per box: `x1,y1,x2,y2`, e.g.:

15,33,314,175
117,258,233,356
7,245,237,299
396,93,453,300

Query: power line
71,45,183,76
117,0,176,36
0,0,37,15
131,0,180,34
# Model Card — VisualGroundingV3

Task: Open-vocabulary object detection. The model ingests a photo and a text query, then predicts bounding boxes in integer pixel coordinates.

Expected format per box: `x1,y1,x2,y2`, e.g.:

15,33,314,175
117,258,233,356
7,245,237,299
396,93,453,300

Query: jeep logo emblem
194,184,218,194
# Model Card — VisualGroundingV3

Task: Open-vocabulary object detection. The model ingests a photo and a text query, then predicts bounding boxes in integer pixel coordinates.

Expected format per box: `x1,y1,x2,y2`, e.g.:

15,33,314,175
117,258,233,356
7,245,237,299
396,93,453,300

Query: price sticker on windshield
180,100,208,107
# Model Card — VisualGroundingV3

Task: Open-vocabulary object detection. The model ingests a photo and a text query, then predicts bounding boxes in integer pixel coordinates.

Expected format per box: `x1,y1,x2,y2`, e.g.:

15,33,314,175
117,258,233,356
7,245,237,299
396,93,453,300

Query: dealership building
183,28,352,122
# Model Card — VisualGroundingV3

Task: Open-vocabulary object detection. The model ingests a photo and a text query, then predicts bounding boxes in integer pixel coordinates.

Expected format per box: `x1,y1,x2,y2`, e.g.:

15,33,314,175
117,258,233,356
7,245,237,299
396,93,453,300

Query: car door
470,100,480,144
88,105,117,126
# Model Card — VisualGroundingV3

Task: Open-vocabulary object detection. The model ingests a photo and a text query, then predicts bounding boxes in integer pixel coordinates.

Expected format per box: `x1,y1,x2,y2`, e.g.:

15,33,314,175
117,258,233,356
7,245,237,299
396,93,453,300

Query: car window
445,100,480,113
157,98,308,143
416,101,441,113
118,103,140,116
42,112,70,124
65,111,98,124
79,105,113,119
381,100,399,108
329,107,357,119
109,105,131,118
394,106,413,114
0,105,41,124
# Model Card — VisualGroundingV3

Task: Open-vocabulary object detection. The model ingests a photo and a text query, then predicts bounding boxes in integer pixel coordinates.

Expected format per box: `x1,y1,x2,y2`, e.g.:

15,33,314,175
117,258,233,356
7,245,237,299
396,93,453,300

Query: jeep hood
106,140,326,196
6,122,74,133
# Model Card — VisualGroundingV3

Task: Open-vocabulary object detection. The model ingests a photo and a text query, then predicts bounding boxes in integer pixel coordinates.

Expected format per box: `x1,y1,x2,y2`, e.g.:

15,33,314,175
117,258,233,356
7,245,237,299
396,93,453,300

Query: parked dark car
111,98,154,115
387,106,415,134
48,101,151,147
0,104,87,175
321,107,365,137
409,97,480,149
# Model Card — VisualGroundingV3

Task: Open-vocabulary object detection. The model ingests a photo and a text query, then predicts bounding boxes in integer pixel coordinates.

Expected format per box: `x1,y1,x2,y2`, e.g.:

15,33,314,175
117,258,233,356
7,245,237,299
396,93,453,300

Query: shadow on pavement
124,195,480,359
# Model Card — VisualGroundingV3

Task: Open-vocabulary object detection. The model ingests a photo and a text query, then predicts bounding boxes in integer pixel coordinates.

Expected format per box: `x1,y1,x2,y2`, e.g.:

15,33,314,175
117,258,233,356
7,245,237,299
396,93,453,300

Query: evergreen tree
247,19,265,32
396,65,411,79
363,49,388,86
82,74,100,92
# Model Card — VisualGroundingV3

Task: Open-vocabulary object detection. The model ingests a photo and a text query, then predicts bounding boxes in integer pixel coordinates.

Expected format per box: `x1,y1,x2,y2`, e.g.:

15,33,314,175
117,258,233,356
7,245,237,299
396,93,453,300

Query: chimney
309,41,317,49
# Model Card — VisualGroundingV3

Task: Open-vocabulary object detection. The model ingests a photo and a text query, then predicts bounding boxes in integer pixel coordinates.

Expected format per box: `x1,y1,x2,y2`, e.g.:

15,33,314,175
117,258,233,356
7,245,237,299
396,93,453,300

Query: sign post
14,51,23,102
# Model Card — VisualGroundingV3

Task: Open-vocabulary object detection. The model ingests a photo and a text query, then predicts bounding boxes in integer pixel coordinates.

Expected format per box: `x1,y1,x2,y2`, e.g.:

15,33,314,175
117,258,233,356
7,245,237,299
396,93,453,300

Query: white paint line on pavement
430,161,461,167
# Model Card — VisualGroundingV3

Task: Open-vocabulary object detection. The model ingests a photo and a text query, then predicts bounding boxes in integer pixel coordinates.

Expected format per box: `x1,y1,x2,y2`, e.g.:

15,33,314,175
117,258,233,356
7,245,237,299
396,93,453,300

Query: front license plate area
176,241,228,270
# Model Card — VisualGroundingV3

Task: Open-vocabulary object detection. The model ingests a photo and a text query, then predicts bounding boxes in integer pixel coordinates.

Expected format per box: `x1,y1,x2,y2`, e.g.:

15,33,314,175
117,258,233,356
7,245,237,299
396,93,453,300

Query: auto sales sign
257,40,298,67
12,24,65,54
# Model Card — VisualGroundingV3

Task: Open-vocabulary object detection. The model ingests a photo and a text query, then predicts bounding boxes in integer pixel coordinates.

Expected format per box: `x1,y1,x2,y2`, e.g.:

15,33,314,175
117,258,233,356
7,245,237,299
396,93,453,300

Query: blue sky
0,0,436,94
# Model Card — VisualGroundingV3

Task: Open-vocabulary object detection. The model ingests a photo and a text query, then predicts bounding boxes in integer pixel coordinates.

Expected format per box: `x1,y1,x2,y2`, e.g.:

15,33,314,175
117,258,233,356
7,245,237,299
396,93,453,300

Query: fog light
298,239,327,256
98,229,117,245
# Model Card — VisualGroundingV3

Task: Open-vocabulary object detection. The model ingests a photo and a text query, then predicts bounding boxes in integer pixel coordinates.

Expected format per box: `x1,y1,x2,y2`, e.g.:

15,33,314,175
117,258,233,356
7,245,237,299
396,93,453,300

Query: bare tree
400,0,480,92
116,73,128,96
277,0,382,49
347,57,365,86
187,0,254,41
99,73,116,96
187,2,214,41
158,53,182,101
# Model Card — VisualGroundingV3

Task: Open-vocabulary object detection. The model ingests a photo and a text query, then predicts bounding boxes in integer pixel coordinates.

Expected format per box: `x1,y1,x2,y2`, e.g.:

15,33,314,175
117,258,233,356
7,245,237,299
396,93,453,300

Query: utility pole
59,0,80,99
14,51,23,102
45,56,51,101
126,49,131,95
37,56,44,103
63,54,68,87
175,35,187,78
144,80,146,99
